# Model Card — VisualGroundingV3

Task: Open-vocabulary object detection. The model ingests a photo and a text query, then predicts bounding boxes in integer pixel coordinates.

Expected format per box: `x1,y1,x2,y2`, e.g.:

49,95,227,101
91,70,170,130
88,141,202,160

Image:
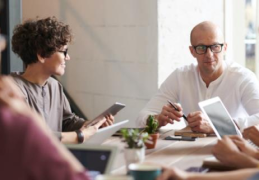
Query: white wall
22,0,225,127
158,0,224,85
23,0,158,127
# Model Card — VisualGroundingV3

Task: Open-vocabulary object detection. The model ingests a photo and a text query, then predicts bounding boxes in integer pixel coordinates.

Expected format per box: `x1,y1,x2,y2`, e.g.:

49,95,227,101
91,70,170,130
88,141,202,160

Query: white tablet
85,102,126,127
198,97,242,139
84,119,129,145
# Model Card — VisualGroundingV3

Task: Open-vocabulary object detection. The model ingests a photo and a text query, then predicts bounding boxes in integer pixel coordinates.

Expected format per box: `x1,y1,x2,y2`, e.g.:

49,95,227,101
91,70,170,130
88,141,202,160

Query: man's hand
156,103,183,127
187,111,213,133
243,125,259,147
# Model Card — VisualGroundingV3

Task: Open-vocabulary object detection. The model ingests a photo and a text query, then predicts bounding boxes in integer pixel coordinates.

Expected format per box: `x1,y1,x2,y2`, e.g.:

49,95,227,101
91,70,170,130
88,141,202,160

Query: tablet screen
69,149,111,174
203,101,239,138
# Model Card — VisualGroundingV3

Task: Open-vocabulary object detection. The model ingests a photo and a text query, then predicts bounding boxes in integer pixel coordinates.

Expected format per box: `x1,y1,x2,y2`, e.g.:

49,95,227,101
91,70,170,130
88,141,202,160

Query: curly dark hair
12,17,72,66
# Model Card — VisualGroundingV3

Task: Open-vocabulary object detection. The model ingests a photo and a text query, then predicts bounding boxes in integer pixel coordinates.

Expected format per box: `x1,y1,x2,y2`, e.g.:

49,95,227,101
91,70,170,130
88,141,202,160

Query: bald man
137,21,259,133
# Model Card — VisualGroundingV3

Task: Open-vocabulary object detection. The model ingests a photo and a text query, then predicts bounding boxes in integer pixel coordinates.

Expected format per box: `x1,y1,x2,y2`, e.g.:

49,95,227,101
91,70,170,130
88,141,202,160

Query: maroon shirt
0,107,90,180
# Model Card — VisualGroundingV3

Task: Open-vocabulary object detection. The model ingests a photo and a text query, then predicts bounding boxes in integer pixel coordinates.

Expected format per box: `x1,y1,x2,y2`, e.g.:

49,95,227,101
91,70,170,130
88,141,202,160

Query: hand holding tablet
84,102,126,127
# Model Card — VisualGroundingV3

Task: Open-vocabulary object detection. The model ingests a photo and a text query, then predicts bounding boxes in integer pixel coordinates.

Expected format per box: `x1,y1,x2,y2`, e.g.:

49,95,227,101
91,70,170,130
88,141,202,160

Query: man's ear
223,43,228,52
189,46,196,58
37,54,45,63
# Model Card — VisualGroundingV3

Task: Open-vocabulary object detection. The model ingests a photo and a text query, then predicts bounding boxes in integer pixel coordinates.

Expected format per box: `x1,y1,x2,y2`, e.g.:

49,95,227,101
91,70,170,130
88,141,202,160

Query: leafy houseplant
144,115,160,149
145,115,159,134
121,128,149,149
121,128,149,170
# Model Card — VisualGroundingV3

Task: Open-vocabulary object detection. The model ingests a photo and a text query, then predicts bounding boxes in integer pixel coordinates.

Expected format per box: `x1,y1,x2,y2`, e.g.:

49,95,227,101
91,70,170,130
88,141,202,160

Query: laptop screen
202,100,239,138
69,149,111,174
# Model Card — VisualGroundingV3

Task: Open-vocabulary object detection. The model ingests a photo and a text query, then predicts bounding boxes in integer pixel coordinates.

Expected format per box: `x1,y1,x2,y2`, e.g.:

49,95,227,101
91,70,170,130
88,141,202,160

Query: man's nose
205,47,213,57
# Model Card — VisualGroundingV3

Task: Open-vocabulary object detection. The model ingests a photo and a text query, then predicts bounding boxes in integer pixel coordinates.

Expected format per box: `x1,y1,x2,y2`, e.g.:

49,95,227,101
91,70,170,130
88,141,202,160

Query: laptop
66,144,118,174
198,96,242,139
84,119,129,144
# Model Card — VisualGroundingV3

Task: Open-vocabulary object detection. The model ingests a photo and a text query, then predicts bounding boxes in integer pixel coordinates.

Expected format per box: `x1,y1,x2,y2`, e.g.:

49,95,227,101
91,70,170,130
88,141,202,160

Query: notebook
174,126,207,138
66,144,118,174
84,119,129,144
198,96,242,139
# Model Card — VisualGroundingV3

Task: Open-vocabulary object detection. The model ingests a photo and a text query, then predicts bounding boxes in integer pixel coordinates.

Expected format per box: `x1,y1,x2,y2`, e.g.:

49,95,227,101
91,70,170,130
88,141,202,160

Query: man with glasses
137,21,259,133
10,17,114,144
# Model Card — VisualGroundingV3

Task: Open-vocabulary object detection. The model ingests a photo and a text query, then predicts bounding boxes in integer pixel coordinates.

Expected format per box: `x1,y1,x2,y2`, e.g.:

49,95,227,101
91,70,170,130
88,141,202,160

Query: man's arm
136,71,179,127
237,72,259,130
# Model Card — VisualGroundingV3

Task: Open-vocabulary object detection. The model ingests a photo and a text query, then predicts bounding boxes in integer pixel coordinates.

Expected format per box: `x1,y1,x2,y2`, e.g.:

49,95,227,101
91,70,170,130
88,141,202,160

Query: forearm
187,168,259,180
61,132,78,144
236,153,259,168
254,152,259,160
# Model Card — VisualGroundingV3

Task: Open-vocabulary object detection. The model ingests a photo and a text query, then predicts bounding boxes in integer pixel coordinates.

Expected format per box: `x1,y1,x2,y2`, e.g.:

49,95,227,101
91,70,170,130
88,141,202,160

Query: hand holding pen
156,100,187,127
167,100,188,123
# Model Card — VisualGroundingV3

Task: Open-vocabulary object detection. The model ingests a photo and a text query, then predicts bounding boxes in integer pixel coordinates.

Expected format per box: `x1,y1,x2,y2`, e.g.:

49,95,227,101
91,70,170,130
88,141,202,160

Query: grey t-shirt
11,73,85,138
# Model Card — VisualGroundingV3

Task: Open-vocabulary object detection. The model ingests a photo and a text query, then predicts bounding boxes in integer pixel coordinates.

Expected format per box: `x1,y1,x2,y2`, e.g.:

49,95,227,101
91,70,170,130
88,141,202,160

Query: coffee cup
95,174,133,180
128,163,161,180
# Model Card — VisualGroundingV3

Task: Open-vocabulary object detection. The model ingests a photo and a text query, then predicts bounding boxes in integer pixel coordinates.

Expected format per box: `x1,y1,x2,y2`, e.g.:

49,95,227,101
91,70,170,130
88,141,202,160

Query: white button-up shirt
136,61,259,131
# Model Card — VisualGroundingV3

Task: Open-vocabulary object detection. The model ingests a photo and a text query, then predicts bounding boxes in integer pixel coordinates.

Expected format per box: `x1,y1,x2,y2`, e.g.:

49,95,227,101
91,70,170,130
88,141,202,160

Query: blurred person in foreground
0,76,92,180
0,22,91,179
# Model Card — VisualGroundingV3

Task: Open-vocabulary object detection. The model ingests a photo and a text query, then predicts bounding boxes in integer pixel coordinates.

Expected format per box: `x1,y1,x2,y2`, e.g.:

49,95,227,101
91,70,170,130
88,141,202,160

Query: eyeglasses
58,49,68,58
193,44,224,55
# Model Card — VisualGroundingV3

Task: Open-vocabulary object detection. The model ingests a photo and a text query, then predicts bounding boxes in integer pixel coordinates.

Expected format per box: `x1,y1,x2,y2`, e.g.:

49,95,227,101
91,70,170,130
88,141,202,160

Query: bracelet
75,130,84,143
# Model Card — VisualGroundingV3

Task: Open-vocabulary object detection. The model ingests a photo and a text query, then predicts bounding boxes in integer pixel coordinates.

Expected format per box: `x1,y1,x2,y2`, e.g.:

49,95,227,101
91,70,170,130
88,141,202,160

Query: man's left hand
187,111,213,133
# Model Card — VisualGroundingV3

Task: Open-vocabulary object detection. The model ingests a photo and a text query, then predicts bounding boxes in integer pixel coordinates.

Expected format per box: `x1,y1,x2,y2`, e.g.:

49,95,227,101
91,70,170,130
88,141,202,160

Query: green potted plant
121,128,149,171
144,115,159,149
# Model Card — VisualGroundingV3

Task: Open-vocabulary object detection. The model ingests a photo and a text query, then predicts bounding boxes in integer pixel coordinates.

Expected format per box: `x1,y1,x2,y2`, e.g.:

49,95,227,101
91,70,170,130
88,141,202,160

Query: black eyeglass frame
193,44,224,55
58,49,68,58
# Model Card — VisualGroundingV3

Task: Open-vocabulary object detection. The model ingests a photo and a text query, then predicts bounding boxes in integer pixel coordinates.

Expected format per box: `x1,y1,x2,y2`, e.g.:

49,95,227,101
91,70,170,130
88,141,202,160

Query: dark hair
12,17,72,66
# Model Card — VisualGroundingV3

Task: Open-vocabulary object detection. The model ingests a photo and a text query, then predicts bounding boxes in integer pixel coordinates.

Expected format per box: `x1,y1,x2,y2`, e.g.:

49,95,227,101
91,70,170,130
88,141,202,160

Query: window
245,0,256,73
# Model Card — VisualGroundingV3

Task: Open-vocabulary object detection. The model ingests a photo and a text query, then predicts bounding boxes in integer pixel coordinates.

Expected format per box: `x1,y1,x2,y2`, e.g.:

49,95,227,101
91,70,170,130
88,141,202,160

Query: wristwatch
75,130,84,143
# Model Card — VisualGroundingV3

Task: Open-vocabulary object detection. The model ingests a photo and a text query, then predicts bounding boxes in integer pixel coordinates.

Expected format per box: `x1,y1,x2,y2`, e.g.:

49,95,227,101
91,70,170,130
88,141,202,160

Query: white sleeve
236,73,259,130
136,71,179,127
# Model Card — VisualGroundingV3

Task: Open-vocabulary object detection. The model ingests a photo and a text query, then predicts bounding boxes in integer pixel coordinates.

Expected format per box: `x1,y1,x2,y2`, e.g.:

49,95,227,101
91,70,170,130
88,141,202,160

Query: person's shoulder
10,72,24,84
9,72,29,95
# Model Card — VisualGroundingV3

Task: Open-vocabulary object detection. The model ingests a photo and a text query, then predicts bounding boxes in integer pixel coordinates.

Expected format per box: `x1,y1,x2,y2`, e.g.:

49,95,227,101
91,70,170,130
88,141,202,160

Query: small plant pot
145,133,159,149
124,147,145,172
